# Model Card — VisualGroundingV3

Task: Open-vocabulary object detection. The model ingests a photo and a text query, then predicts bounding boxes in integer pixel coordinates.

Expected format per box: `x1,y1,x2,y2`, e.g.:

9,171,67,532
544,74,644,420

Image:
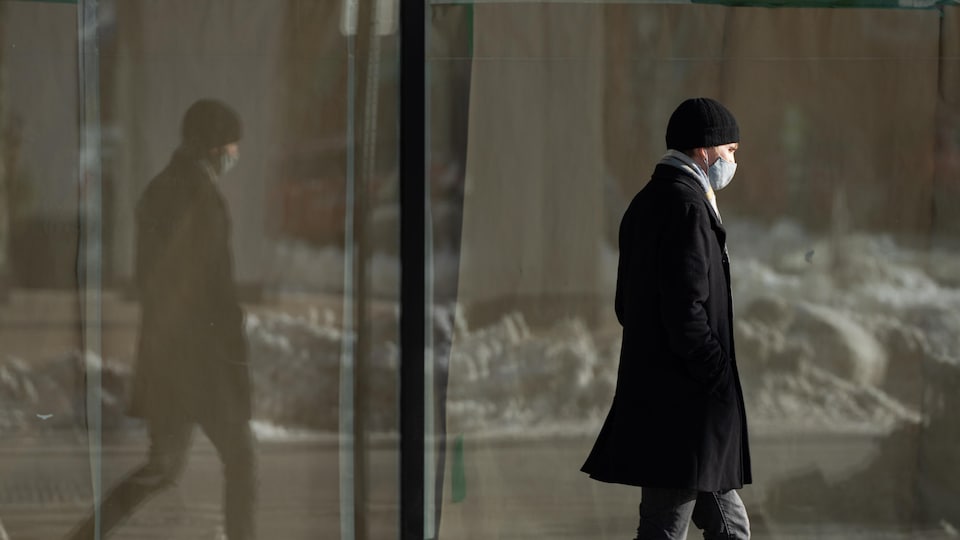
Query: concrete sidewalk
0,434,384,540
0,433,952,540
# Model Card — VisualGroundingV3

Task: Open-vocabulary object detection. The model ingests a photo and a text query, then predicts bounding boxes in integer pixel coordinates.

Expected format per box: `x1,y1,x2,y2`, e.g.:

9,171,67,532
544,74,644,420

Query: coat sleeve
191,186,244,330
656,201,729,393
133,192,176,308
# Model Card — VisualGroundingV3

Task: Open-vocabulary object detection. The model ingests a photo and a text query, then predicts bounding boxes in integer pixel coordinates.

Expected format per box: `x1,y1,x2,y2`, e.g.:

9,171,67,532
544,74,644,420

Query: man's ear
693,147,708,166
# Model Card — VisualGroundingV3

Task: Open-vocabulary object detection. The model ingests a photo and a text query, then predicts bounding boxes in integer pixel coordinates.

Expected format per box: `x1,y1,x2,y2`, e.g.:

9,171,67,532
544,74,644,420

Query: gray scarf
658,150,721,222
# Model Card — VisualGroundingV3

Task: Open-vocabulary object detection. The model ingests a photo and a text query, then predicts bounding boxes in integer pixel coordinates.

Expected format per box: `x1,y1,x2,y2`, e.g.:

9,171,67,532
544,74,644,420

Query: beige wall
457,4,607,320
601,5,940,232
456,4,948,322
720,7,939,232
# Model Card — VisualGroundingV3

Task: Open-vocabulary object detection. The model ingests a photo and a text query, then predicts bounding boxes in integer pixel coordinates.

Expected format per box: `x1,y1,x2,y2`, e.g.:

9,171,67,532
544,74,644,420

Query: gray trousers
636,487,750,540
66,415,256,540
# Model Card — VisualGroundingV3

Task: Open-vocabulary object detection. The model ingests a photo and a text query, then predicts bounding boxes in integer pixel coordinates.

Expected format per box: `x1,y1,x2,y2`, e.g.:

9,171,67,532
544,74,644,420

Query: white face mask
708,155,736,191
219,151,239,175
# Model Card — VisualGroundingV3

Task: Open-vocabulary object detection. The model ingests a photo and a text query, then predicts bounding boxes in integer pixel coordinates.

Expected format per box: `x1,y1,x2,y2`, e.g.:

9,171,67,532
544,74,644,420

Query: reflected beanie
665,97,739,151
181,99,242,150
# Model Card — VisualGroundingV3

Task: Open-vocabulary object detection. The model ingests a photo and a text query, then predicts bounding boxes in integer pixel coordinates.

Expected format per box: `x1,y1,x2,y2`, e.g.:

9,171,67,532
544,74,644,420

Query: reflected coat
129,149,251,424
582,164,751,492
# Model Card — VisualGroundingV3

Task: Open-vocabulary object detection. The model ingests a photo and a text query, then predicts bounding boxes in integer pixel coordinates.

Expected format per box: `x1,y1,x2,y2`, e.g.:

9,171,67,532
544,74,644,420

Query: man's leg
201,417,257,540
635,487,698,540
691,489,750,540
64,419,193,540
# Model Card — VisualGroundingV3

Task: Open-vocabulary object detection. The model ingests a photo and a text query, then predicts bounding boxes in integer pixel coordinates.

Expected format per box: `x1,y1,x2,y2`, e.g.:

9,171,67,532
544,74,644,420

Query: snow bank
0,220,958,444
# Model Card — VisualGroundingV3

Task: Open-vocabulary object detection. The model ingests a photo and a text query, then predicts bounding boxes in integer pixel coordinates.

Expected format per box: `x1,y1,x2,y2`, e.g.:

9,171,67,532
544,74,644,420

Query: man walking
67,99,256,540
582,97,751,540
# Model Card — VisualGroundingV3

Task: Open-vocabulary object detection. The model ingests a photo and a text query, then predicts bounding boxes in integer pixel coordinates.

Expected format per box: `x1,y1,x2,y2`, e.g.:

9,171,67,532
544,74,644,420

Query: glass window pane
428,2,960,538
0,1,399,538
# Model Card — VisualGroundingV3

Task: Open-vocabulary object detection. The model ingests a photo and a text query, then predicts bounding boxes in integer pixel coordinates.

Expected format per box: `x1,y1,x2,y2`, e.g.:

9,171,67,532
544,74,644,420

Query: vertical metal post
339,31,358,540
422,19,436,540
77,0,104,537
399,0,426,537
0,3,6,284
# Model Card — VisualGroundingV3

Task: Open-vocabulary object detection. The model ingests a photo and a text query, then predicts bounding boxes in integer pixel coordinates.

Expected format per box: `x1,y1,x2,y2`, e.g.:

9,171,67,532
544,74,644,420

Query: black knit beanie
181,99,242,151
665,97,739,151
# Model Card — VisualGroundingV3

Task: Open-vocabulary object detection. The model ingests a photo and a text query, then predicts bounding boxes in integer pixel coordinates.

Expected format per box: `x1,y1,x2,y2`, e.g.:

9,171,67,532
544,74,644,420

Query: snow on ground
0,220,958,443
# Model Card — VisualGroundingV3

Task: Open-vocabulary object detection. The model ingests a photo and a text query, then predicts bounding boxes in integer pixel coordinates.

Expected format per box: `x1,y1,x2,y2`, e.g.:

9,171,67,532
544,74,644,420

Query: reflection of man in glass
582,98,751,540
67,99,255,540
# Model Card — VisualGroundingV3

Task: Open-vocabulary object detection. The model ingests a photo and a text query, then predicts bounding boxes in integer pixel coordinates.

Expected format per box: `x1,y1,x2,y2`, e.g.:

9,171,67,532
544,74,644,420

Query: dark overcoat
128,149,252,424
582,163,751,492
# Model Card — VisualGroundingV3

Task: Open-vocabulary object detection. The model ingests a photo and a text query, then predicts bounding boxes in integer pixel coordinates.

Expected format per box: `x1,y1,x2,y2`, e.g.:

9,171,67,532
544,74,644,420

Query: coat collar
652,163,726,238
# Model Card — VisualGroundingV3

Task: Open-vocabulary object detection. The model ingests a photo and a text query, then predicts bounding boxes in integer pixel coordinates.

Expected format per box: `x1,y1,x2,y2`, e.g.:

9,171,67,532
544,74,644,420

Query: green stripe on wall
694,0,943,8
1,0,77,4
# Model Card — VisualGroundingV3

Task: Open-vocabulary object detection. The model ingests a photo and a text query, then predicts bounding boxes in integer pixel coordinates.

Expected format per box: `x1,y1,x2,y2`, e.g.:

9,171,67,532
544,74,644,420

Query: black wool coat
582,163,751,492
128,149,252,425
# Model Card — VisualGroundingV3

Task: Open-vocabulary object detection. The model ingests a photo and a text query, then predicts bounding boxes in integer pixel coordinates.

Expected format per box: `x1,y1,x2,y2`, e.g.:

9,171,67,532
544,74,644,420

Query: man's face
706,142,738,166
692,143,738,173
208,142,240,176
222,142,239,160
